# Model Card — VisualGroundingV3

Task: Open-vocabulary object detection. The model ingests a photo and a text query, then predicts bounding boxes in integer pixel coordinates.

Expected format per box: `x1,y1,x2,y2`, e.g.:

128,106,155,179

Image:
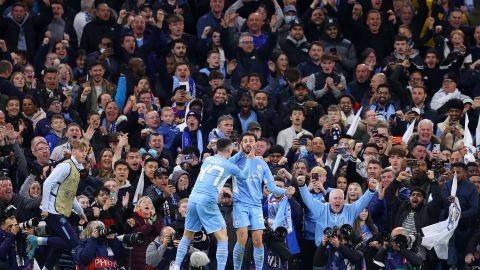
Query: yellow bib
54,159,80,217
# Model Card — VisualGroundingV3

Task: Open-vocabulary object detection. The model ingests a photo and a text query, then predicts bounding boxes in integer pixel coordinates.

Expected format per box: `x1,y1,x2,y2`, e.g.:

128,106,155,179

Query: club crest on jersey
257,165,262,170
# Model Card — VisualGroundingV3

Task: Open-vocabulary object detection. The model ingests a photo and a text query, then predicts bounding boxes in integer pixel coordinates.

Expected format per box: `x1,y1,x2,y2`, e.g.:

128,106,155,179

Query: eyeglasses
35,146,50,152
51,101,62,106
241,40,254,44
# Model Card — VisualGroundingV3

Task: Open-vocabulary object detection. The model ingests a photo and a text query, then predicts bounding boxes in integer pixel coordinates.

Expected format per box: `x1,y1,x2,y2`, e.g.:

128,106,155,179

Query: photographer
372,227,423,269
146,226,178,269
313,225,363,269
0,176,41,223
262,177,302,270
0,214,27,270
72,220,124,270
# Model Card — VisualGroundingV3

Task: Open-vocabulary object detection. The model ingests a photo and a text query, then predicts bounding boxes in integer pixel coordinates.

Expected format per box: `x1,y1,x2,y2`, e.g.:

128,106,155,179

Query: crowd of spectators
0,0,480,269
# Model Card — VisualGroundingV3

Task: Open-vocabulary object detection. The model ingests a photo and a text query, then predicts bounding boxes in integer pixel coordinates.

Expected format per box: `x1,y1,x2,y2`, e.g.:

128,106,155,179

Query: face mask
100,48,105,54
285,16,297,24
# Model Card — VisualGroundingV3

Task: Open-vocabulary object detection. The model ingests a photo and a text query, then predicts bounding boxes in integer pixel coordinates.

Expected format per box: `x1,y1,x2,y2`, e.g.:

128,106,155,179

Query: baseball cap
463,97,473,105
284,5,297,13
47,97,61,108
406,108,421,115
443,72,458,83
247,121,261,130
289,19,303,29
325,17,339,28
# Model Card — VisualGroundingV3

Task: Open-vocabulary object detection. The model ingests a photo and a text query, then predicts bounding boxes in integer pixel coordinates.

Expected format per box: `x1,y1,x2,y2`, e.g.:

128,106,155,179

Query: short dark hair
43,67,58,75
216,138,232,152
240,132,257,142
269,144,285,156
291,106,305,116
411,187,426,198
394,34,408,42
170,39,187,50
0,60,12,74
309,41,324,50
376,84,390,91
338,94,355,104
209,70,224,81
93,186,110,198
89,61,105,70
364,143,380,152
452,162,467,171
144,157,160,167
114,159,129,170
285,68,301,83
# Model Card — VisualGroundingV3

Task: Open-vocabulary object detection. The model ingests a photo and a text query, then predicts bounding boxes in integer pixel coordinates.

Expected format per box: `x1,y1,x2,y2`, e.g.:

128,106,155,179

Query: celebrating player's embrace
172,135,294,270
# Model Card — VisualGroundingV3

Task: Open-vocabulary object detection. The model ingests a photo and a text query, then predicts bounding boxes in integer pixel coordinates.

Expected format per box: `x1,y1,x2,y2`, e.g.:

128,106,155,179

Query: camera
117,232,144,246
324,224,353,240
97,225,116,237
272,227,288,242
382,232,416,250
19,218,39,230
299,138,307,146
182,154,194,164
264,223,291,260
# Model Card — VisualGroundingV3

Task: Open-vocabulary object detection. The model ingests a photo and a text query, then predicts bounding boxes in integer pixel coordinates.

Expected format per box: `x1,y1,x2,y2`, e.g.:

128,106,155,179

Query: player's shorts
233,203,265,230
185,201,226,234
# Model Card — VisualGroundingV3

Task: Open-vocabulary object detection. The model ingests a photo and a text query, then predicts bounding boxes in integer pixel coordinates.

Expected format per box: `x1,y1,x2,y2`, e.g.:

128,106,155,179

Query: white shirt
40,156,85,215
276,126,313,152
430,88,470,111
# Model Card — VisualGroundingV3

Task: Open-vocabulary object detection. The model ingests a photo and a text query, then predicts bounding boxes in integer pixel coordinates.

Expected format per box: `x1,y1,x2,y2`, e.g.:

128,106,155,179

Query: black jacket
387,179,442,233
0,4,52,60
80,18,121,53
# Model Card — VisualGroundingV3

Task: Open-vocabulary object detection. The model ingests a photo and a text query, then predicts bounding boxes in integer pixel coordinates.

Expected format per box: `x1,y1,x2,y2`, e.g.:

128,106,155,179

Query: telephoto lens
117,232,144,246
19,218,39,230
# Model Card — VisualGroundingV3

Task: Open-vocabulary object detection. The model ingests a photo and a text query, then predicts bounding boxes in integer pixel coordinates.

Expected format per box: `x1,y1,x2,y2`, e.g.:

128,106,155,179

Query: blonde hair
76,195,88,201
80,220,105,239
346,182,363,204
134,196,154,212
57,64,74,81
311,166,327,176
178,198,188,206
161,106,173,113
71,139,90,150
450,29,464,39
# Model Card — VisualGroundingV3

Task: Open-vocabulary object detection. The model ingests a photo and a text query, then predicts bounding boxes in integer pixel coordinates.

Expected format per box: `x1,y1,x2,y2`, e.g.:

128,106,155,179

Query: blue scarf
181,128,203,154
208,128,225,141
172,76,196,98
101,118,117,134
267,195,300,254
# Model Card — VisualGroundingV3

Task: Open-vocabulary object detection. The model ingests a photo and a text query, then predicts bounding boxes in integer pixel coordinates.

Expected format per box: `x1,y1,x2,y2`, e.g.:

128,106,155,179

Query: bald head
370,73,387,91
161,226,175,237
391,227,406,237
